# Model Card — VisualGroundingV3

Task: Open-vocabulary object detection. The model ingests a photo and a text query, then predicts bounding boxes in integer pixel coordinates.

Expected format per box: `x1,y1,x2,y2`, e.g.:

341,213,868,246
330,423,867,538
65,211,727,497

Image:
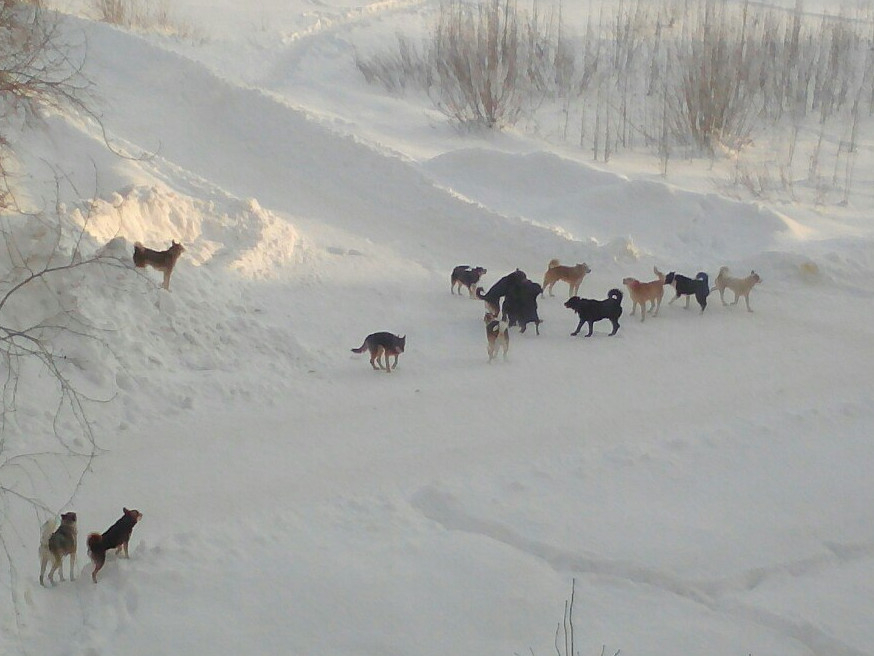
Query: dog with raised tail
541,259,591,298
623,266,666,322
133,240,185,290
664,271,710,313
39,512,78,586
565,289,624,337
712,267,762,311
484,312,509,362
88,508,142,583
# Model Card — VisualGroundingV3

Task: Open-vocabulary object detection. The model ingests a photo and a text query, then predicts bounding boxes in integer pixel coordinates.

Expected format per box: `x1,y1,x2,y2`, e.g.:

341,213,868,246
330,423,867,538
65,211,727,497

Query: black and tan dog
351,332,406,373
712,267,762,311
88,508,142,583
664,271,710,313
476,269,527,316
39,512,78,586
451,265,487,297
502,279,542,334
133,240,185,290
484,312,509,362
564,289,623,337
542,259,591,297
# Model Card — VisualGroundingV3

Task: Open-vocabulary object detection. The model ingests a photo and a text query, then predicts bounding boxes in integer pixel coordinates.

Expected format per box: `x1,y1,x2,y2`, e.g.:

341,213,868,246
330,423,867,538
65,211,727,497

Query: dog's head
396,336,406,353
123,508,143,524
622,277,639,288
564,296,582,311
484,311,498,324
663,271,676,285
60,512,77,524
750,270,762,284
577,263,592,274
473,267,487,277
169,240,185,255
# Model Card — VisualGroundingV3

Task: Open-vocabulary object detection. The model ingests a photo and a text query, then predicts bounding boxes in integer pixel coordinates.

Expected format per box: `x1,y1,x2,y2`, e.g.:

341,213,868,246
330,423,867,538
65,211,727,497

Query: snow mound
74,185,302,279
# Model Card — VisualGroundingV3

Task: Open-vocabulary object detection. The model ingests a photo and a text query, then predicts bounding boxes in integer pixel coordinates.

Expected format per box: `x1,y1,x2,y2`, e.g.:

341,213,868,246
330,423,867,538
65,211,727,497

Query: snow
2,1,874,655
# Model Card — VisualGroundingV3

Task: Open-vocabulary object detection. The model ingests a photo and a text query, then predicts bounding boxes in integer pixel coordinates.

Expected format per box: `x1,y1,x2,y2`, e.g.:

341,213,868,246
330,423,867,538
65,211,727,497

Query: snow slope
3,2,874,656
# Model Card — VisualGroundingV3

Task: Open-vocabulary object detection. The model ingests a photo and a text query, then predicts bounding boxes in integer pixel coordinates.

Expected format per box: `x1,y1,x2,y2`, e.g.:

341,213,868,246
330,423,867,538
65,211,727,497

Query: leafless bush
92,0,195,38
357,0,566,128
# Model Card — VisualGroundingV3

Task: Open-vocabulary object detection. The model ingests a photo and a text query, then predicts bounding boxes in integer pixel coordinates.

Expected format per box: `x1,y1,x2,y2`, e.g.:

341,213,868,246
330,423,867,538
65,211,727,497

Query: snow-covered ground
2,1,874,655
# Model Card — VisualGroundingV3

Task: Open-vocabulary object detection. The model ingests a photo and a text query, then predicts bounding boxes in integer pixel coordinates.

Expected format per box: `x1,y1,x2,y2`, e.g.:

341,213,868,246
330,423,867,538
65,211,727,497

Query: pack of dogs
39,508,142,587
351,258,764,370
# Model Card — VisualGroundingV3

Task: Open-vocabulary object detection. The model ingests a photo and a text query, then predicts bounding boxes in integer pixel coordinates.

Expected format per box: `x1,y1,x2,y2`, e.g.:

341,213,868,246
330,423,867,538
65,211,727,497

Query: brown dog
484,312,509,362
712,267,762,312
88,508,143,583
622,266,666,322
351,332,406,373
542,259,591,297
133,240,185,290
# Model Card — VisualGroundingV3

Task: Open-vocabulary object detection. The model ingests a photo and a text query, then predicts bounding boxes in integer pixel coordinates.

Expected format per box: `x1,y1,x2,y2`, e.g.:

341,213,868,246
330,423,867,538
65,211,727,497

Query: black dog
564,289,623,336
476,269,527,316
88,508,143,583
451,265,487,297
664,271,709,313
503,279,542,334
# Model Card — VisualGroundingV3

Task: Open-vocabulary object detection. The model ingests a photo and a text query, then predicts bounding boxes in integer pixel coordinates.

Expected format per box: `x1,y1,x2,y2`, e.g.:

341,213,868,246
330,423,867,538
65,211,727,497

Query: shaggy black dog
664,271,710,313
503,280,542,334
476,269,527,316
451,265,487,297
564,289,623,337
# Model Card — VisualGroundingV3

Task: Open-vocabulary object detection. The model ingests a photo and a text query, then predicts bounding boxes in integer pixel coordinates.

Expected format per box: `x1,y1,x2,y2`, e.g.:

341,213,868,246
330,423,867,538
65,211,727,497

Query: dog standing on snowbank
88,508,143,583
133,240,185,290
712,267,762,311
39,512,78,586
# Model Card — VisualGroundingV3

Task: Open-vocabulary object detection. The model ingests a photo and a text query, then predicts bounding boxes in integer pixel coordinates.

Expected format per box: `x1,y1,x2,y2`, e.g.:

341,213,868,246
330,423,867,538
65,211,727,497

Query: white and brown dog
484,312,509,362
39,512,78,586
712,267,762,312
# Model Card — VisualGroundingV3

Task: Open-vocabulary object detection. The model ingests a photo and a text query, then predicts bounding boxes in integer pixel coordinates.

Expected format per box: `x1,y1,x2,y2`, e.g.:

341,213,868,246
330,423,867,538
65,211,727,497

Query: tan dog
39,512,78,586
484,312,509,362
712,267,762,312
133,240,185,290
622,267,666,322
541,259,591,297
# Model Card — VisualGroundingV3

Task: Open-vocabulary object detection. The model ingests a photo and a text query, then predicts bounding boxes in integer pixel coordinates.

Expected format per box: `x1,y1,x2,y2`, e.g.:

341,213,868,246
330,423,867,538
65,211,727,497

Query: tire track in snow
410,484,873,656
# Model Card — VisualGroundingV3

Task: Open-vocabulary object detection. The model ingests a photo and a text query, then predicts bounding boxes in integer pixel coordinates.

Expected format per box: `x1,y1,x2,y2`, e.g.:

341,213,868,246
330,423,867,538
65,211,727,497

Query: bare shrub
92,0,195,38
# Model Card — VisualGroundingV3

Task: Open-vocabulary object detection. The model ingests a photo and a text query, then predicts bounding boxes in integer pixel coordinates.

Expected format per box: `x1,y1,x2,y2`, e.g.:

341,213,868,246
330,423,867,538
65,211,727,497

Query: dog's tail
350,341,368,354
87,532,104,555
608,288,623,303
547,258,560,269
653,266,665,283
40,519,57,548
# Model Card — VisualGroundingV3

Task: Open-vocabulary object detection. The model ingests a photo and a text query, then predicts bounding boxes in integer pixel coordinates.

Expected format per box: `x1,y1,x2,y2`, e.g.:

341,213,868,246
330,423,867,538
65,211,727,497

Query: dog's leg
162,270,171,290
669,292,679,305
48,556,60,585
720,288,728,305
744,293,753,312
39,554,48,586
586,321,595,337
609,319,619,336
70,552,76,580
571,319,584,336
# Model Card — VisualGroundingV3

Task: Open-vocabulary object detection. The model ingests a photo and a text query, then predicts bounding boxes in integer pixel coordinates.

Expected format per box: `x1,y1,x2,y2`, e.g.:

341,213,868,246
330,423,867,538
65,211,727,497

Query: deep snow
2,1,874,656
